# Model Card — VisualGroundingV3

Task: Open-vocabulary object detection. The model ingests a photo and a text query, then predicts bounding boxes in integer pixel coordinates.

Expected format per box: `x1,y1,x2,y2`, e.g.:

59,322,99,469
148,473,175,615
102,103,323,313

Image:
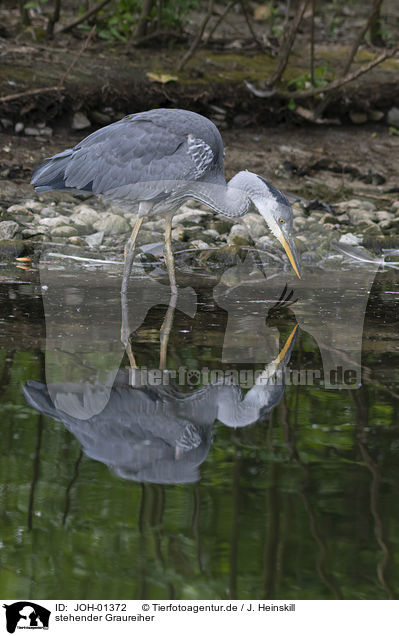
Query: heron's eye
279,218,286,224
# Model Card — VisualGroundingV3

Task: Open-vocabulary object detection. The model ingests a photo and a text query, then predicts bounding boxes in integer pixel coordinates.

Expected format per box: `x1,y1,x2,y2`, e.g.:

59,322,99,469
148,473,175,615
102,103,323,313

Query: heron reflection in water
24,322,297,485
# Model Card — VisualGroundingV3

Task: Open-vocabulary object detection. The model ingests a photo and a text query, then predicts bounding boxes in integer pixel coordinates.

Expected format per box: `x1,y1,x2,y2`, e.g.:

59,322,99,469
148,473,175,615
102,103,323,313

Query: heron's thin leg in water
164,212,178,295
121,216,144,296
160,293,177,370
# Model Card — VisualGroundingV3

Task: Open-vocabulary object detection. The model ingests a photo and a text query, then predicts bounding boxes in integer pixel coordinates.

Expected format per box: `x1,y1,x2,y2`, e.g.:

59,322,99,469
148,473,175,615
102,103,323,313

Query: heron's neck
189,173,251,218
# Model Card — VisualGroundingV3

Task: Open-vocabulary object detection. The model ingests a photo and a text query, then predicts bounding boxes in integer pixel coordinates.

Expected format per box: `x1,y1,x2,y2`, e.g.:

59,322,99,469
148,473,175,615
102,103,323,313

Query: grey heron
31,108,301,295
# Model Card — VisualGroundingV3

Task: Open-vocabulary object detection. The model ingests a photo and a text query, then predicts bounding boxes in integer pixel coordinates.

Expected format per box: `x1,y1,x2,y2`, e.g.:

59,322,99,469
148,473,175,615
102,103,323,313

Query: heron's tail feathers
31,149,93,193
23,380,60,421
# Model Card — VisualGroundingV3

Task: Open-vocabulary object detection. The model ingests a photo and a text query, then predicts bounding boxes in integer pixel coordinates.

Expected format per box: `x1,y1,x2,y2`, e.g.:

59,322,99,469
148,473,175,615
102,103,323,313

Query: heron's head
243,172,301,278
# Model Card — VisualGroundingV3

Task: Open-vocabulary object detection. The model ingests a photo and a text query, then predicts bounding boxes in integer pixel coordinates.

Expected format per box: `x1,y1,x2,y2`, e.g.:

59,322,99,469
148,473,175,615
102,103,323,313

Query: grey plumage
31,107,301,278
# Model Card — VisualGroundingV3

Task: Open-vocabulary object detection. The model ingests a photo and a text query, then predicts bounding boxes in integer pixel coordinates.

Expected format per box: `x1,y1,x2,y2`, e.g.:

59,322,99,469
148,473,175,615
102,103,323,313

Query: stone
242,212,267,238
347,209,376,225
172,210,209,225
24,127,40,136
202,228,220,240
171,225,186,241
90,110,112,124
93,213,130,235
338,233,362,245
139,242,164,257
190,240,211,250
15,122,24,133
39,205,59,218
70,207,101,229
368,110,384,122
8,209,35,225
72,112,91,130
349,111,367,124
50,225,76,237
22,199,43,212
362,224,384,239
0,221,19,240
375,210,393,223
387,107,399,128
85,231,104,248
68,236,86,246
391,201,399,212
293,217,307,231
39,215,70,228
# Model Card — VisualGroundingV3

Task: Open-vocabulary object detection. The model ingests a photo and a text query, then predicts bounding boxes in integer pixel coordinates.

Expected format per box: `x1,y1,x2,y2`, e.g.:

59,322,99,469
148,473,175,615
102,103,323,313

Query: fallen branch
56,0,112,34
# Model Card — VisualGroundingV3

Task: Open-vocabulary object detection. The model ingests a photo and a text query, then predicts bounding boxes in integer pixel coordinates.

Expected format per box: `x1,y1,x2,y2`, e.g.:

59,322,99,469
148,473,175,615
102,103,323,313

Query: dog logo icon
3,602,50,633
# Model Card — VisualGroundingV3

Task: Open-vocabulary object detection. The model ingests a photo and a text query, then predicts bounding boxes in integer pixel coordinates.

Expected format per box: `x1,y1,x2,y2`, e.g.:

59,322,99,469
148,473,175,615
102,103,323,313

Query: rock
0,239,26,259
85,231,104,248
50,225,76,237
1,118,12,128
39,205,59,218
339,233,362,245
90,110,112,125
171,225,186,241
293,217,307,231
347,209,376,225
37,126,52,137
24,127,40,136
172,210,209,225
228,224,250,246
369,110,384,122
336,213,350,224
93,213,130,235
387,107,399,128
202,228,220,240
7,208,35,225
391,201,399,212
362,224,384,239
242,212,267,238
190,240,211,250
39,215,70,228
349,111,367,124
254,235,275,250
338,199,376,211
15,122,24,133
22,199,43,212
70,205,101,229
72,112,91,130
139,242,164,257
375,210,393,223
320,213,337,224
68,236,86,246
143,220,165,231
0,221,19,239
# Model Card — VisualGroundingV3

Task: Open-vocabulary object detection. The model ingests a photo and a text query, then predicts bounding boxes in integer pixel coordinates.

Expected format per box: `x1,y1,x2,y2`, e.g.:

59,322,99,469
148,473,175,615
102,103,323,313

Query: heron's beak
277,228,301,279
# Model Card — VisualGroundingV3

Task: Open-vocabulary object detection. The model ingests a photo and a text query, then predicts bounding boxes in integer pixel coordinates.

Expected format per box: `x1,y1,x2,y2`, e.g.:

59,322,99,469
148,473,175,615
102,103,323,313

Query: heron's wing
60,116,218,195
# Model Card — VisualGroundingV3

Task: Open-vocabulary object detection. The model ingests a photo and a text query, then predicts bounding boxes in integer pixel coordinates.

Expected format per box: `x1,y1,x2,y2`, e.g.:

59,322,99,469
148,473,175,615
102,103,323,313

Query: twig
315,0,385,118
310,0,316,85
204,0,234,44
177,0,214,71
0,26,96,104
267,0,310,87
57,24,96,87
239,0,266,53
56,0,112,34
0,86,62,103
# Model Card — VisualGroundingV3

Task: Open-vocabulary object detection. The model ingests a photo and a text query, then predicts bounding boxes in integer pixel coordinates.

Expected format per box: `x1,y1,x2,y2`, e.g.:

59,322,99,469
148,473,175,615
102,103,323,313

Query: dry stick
314,0,385,118
56,0,112,34
177,0,214,71
204,0,234,45
0,26,96,104
310,0,316,85
239,0,266,53
267,0,310,87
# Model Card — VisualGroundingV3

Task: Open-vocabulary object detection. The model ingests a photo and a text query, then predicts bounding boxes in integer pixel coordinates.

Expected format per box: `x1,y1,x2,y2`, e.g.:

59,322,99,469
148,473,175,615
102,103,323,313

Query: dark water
1,253,399,600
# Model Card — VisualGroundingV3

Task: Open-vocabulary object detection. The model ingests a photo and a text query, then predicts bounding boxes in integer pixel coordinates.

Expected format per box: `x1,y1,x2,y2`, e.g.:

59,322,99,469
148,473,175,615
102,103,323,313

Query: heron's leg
159,292,177,370
121,212,146,366
163,212,178,295
121,216,144,296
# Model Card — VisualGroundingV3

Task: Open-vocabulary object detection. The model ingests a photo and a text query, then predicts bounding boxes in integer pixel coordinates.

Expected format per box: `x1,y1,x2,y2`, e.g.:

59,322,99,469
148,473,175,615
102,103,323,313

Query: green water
1,257,399,600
